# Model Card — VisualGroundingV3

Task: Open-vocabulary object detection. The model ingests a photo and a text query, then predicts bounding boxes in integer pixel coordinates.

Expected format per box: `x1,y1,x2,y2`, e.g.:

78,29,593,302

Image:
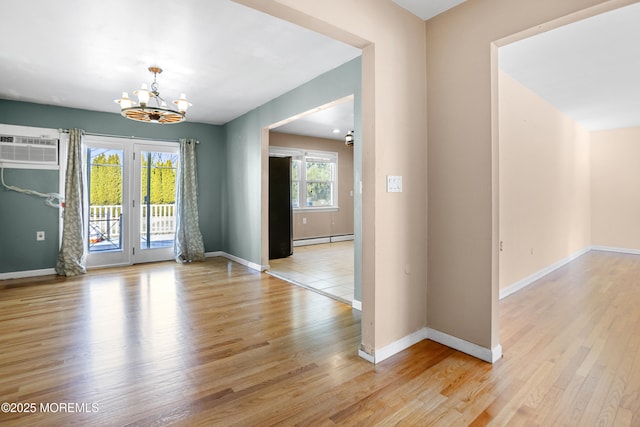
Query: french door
84,136,179,268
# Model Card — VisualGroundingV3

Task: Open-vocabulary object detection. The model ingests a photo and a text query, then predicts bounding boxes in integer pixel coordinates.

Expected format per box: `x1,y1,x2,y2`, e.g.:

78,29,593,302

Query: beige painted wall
269,131,354,240
591,127,640,250
236,0,428,355
498,71,591,291
425,0,628,350
240,0,636,360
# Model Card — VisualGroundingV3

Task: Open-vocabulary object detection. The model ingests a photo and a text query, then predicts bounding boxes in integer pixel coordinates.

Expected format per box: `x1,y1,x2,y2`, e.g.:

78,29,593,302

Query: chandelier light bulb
173,93,192,113
114,92,135,109
135,83,150,106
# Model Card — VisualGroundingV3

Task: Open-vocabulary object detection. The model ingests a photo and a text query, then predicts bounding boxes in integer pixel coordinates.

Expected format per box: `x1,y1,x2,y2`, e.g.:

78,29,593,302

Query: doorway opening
84,135,179,268
493,3,639,300
265,96,358,306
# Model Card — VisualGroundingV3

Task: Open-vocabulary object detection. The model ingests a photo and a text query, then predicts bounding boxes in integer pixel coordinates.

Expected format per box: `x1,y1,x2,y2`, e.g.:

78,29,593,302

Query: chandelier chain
150,71,159,95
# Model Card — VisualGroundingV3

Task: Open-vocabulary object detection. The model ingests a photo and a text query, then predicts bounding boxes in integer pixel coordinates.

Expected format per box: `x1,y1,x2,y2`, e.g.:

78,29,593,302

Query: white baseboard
500,246,590,300
293,234,354,247
590,245,640,255
359,327,501,365
358,349,375,363
331,234,355,243
0,268,56,281
427,328,502,363
293,237,330,247
352,299,362,311
205,251,267,272
205,251,224,258
369,328,429,364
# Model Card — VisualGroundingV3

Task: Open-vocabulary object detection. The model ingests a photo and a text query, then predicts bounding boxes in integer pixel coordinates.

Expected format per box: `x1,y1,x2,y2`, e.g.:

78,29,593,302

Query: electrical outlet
36,231,45,241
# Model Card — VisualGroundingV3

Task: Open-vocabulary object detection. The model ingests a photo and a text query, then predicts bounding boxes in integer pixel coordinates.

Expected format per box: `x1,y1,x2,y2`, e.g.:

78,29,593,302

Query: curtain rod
57,129,199,144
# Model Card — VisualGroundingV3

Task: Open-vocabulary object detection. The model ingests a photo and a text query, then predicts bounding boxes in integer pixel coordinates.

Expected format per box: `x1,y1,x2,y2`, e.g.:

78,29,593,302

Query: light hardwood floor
268,241,354,304
0,250,639,425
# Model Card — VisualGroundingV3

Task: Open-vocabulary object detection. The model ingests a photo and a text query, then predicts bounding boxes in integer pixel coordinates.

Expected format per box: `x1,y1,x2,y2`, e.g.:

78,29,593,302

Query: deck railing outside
89,204,175,251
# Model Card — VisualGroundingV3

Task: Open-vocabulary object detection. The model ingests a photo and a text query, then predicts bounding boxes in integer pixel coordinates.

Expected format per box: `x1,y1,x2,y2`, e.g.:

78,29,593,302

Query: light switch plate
387,175,402,193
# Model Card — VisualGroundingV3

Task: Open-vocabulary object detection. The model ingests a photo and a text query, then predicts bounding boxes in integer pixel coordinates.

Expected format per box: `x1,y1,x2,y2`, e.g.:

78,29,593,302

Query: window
270,146,338,210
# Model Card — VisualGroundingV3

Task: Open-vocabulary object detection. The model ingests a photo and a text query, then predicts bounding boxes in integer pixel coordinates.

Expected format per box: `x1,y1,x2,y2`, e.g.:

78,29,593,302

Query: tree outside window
305,158,334,207
270,147,338,210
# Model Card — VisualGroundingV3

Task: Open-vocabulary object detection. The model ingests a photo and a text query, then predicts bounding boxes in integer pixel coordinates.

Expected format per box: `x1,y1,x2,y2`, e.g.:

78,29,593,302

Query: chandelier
115,66,191,124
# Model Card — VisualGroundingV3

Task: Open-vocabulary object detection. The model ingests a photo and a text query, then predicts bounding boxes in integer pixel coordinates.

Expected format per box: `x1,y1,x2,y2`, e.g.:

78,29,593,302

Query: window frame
269,146,339,212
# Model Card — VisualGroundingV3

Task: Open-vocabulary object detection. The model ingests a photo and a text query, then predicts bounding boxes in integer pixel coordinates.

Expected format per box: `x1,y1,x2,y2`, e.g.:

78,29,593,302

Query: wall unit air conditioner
0,135,59,167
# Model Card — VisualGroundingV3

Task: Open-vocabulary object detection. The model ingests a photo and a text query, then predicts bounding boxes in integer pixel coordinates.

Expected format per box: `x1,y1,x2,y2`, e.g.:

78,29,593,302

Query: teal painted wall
223,57,363,300
0,100,225,274
0,168,60,273
0,58,362,300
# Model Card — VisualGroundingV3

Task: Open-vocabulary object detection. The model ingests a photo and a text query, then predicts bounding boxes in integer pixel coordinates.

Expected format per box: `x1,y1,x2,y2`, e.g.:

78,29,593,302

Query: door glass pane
140,151,178,249
87,148,124,252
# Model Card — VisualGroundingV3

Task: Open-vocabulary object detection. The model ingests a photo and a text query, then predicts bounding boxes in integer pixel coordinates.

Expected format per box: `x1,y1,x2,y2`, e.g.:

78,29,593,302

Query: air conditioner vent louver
0,134,59,166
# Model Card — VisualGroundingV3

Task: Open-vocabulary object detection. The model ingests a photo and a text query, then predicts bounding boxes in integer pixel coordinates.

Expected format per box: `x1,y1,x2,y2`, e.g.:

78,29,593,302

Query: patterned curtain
174,138,205,262
55,129,86,276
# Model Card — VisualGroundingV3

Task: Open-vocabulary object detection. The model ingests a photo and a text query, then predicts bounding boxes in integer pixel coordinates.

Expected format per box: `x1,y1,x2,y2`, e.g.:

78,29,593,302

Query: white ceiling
499,2,640,131
396,0,640,132
0,0,360,138
274,97,354,141
392,0,468,20
3,1,636,140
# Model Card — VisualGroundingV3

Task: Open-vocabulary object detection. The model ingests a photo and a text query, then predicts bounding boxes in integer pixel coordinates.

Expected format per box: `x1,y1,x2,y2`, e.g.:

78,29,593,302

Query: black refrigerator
269,156,293,259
